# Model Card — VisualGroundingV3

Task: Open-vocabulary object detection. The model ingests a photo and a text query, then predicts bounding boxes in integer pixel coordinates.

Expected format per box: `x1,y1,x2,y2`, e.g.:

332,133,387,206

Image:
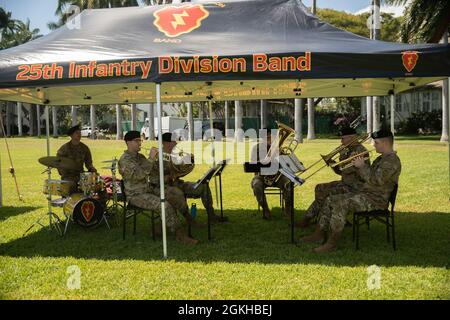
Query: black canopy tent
0,0,449,256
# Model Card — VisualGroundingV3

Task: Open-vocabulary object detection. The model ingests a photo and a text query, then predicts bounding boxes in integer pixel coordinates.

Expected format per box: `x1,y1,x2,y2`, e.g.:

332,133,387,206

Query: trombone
329,149,373,171
301,132,371,180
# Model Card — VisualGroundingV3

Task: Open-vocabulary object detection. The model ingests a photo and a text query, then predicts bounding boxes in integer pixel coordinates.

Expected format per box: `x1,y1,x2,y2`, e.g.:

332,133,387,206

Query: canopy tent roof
0,0,449,105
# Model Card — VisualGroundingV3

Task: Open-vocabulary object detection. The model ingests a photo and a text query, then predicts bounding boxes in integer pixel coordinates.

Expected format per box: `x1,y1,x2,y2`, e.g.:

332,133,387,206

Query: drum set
33,156,122,236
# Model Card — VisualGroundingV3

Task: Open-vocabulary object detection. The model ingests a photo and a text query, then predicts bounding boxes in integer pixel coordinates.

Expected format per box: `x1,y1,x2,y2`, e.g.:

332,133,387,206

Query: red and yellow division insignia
153,4,209,38
402,51,419,73
81,201,95,222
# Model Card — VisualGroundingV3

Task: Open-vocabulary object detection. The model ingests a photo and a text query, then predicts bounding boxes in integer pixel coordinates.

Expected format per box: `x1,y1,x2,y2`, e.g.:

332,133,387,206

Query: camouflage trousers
251,175,293,209
174,179,215,216
152,185,190,217
318,192,376,233
128,192,181,233
304,181,353,220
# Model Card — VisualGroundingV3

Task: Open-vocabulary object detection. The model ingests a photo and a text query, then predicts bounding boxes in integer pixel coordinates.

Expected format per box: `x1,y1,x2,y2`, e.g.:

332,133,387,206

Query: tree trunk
441,78,449,142
224,101,229,138
187,102,194,141
29,105,35,136
71,106,78,127
440,31,449,142
116,104,123,140
90,105,96,139
373,96,381,131
260,100,268,132
36,104,41,137
234,100,243,142
52,106,58,138
366,97,373,133
5,102,12,137
131,104,137,131
307,98,315,140
294,98,304,143
148,103,155,140
17,102,23,136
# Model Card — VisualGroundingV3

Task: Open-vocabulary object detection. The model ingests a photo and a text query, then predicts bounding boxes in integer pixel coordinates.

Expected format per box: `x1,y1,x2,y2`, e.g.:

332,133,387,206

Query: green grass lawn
0,136,449,300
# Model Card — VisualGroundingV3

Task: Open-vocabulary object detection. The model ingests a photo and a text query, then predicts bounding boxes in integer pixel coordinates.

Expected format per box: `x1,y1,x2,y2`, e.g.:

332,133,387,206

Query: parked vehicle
141,117,187,140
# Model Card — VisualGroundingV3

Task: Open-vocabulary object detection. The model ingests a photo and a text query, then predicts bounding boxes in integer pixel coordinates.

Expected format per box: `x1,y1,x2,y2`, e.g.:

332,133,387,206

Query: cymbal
38,156,78,170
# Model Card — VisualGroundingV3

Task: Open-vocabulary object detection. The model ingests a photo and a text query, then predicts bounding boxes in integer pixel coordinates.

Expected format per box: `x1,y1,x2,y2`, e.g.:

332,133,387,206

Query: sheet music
279,168,305,187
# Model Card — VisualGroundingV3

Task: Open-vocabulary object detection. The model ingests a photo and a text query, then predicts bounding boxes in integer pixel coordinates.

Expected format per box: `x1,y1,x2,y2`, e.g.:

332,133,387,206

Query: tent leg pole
156,83,168,259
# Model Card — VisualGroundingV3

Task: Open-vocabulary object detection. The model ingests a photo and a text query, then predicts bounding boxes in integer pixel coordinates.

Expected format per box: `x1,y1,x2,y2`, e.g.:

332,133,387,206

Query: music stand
278,165,305,244
193,159,229,240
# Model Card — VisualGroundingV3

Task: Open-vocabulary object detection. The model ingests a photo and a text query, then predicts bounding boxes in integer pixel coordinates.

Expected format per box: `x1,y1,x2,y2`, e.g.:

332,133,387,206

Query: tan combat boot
313,230,342,253
299,225,325,244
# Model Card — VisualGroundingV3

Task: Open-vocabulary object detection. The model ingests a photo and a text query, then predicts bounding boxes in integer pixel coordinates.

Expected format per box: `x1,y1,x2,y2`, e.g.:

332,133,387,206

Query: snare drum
79,172,104,195
63,193,104,228
43,179,72,197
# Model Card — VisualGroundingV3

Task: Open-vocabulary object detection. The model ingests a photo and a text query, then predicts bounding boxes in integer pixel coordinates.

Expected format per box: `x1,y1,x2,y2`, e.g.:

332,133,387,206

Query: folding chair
353,184,398,250
121,181,159,241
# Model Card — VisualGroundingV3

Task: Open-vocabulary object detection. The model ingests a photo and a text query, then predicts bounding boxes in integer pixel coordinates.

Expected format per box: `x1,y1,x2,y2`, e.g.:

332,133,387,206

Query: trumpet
146,146,195,179
329,149,373,171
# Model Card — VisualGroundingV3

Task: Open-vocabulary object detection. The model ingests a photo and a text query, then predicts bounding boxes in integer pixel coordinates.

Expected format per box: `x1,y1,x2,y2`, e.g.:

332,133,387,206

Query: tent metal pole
156,83,168,258
208,100,219,207
390,94,395,135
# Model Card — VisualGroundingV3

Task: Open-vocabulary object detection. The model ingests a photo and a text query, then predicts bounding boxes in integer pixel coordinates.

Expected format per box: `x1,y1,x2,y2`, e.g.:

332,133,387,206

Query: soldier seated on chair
118,130,197,245
296,127,369,228
300,129,401,253
250,130,293,220
148,132,225,224
57,125,97,193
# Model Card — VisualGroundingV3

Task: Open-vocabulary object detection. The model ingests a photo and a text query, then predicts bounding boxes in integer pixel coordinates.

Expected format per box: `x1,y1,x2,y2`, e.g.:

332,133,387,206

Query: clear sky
0,0,385,36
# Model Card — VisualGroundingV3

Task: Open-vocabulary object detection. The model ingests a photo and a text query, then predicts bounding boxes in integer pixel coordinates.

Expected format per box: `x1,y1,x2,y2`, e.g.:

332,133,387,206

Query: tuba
263,122,299,186
149,146,195,179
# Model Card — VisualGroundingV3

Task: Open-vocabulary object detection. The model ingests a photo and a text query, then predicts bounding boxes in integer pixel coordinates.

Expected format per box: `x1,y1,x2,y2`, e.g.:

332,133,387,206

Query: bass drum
63,193,104,228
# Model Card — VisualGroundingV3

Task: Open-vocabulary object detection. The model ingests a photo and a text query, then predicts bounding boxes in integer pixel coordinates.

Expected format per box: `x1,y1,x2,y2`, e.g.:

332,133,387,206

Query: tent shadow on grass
0,209,448,268
0,206,41,221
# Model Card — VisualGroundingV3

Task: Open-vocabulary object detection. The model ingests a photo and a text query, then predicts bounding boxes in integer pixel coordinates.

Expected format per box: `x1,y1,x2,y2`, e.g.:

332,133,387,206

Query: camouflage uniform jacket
118,150,157,199
333,143,370,191
56,141,94,181
357,151,401,208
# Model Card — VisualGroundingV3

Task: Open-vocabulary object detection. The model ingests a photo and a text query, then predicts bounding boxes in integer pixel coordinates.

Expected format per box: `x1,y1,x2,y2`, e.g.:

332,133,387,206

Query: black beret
162,132,173,142
124,130,141,141
371,129,393,139
339,127,357,136
67,125,81,136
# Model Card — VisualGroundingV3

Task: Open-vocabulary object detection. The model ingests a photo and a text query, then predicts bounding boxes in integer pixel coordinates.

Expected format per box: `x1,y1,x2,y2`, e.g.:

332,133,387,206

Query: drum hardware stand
104,157,122,226
23,167,63,237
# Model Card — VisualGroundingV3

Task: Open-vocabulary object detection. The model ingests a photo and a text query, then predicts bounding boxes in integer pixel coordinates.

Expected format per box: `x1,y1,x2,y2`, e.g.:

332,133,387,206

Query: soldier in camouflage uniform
56,125,97,193
118,131,197,245
250,132,294,219
148,133,224,223
297,127,369,228
301,129,401,253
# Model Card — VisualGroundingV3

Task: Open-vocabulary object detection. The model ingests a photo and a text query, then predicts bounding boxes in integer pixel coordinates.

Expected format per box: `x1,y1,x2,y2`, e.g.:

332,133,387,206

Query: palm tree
0,18,41,49
383,0,449,141
382,0,450,43
0,8,20,42
48,0,140,30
